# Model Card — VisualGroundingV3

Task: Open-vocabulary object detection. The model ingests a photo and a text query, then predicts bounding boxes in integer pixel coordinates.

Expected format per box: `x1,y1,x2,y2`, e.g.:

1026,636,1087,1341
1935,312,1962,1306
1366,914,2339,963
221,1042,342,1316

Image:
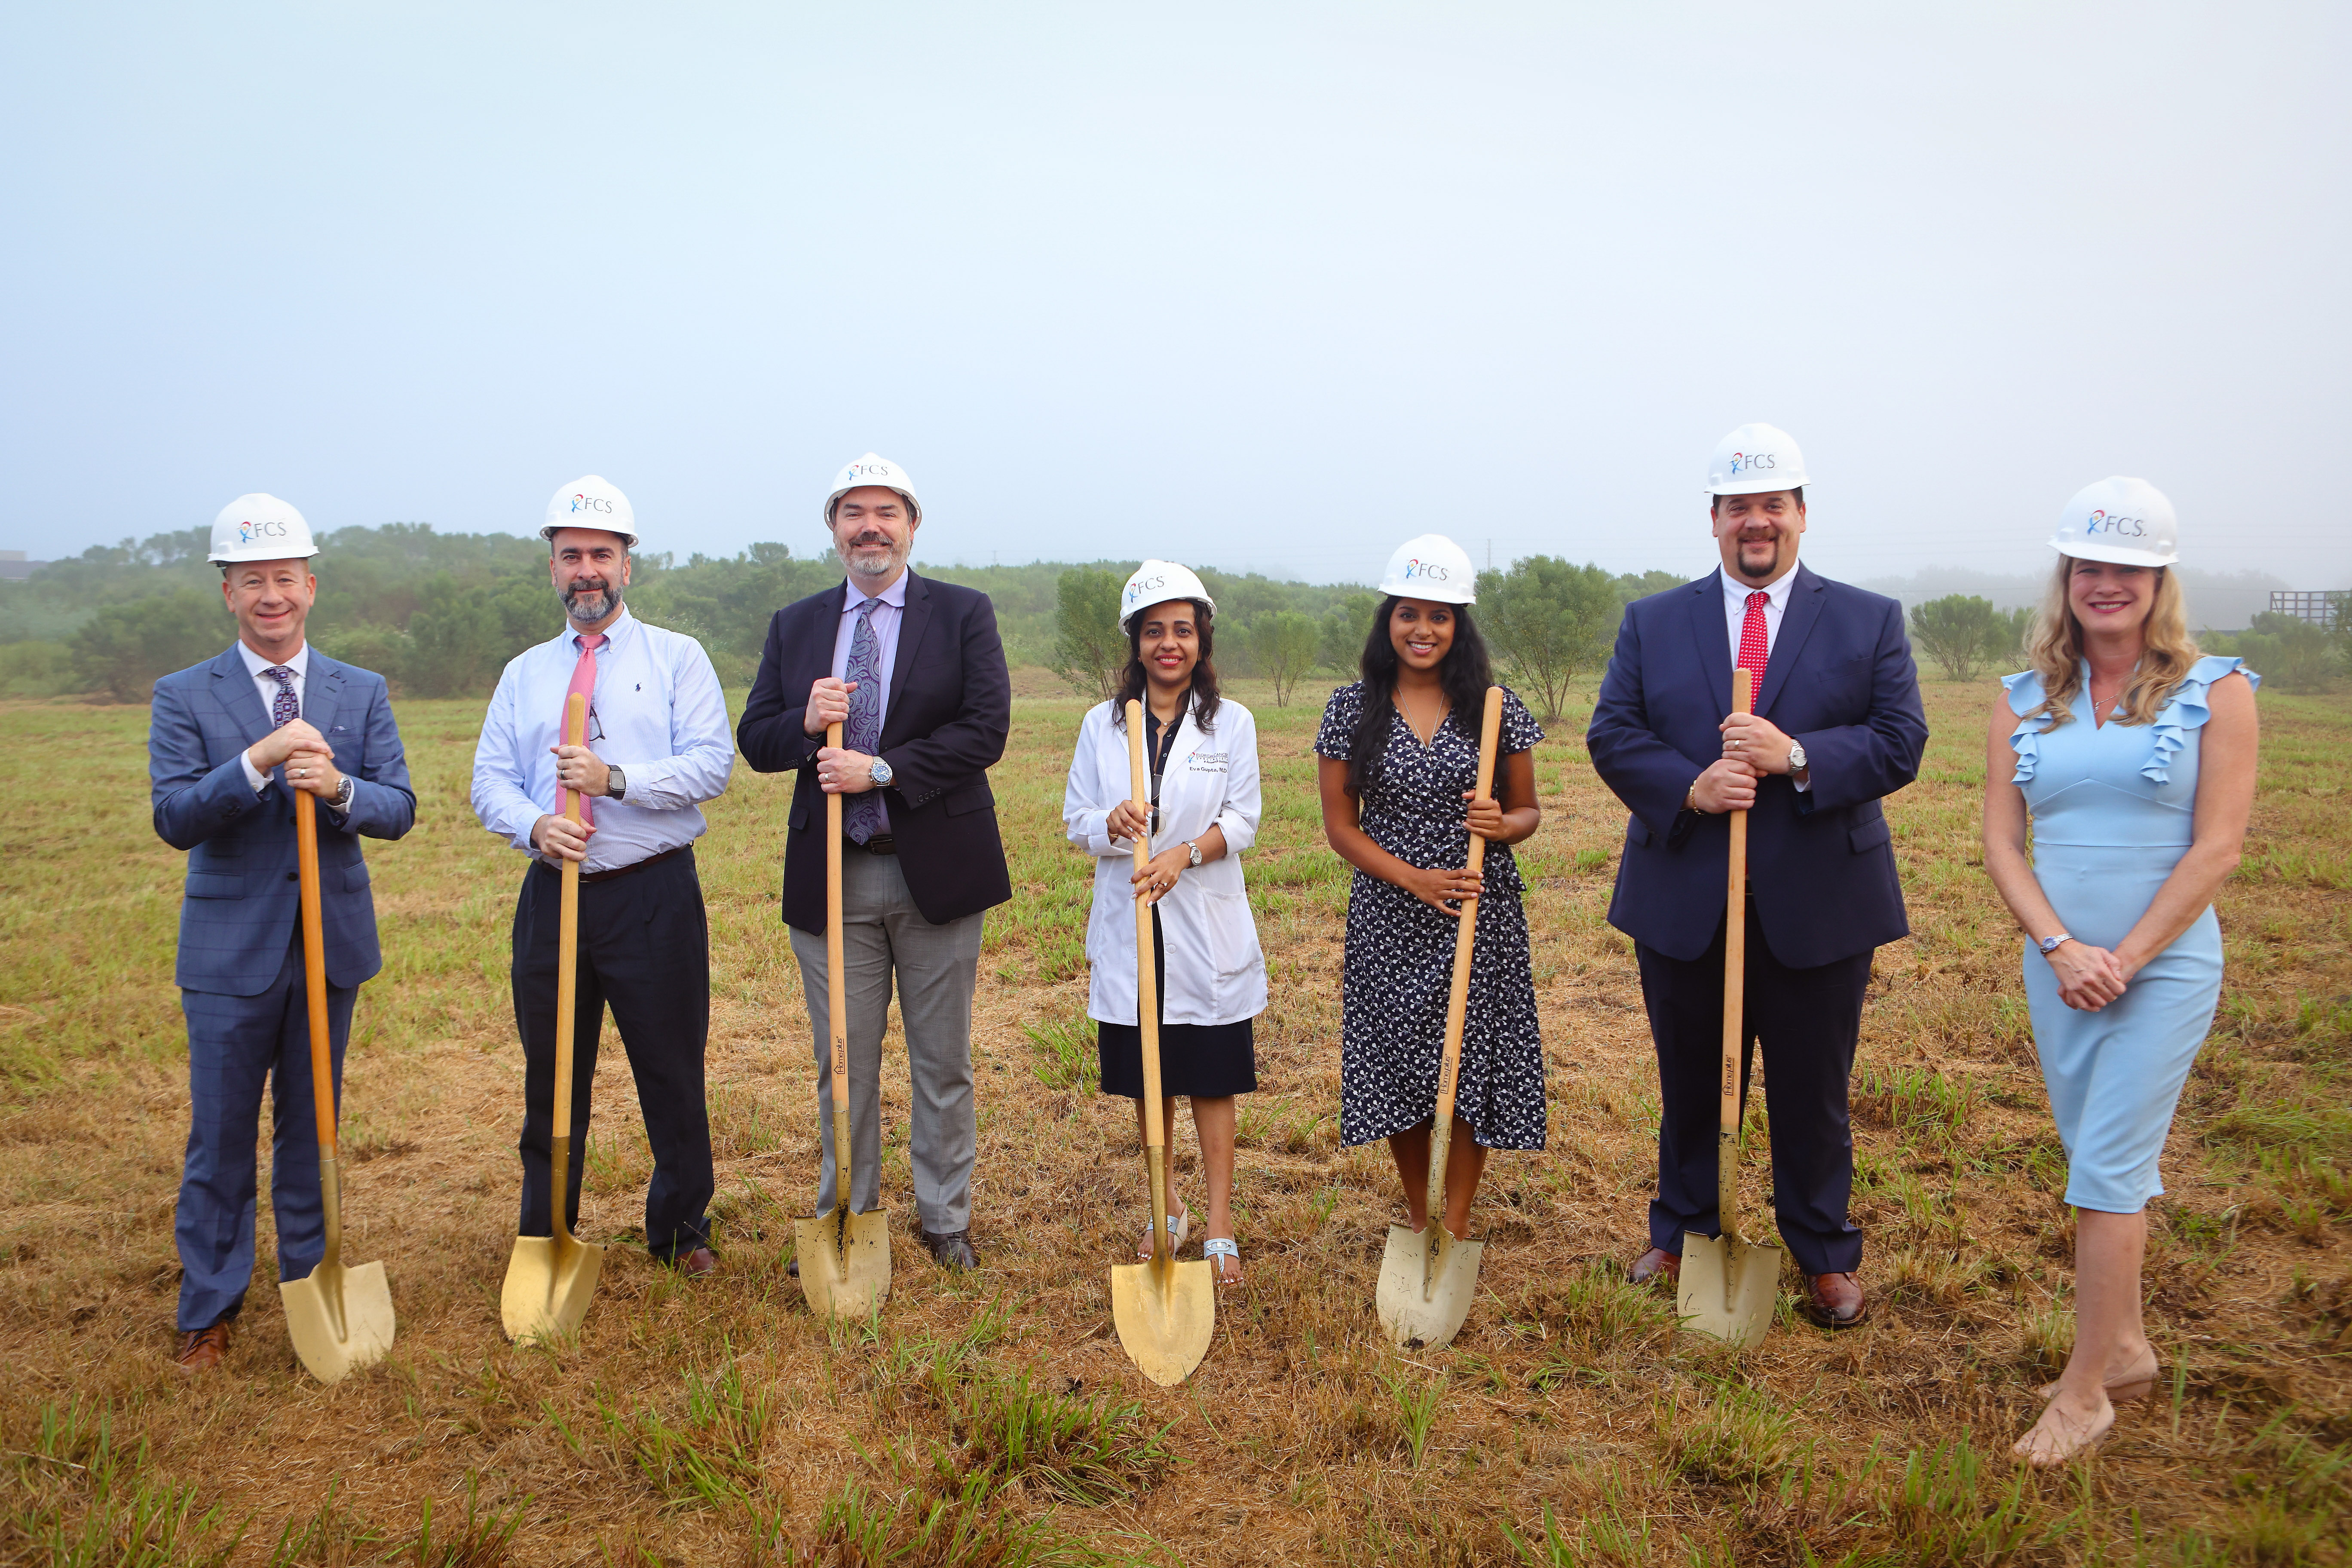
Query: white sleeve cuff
241,749,270,793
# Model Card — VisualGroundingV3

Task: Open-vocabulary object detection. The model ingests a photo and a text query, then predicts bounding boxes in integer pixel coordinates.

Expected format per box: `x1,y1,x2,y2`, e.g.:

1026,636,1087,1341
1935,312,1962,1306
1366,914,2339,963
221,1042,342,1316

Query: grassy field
1,671,2347,1566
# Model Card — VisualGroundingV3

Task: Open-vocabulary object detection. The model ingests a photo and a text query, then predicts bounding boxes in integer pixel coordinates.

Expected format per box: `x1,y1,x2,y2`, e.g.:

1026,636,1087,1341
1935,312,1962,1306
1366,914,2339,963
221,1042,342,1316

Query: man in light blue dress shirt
470,476,735,1277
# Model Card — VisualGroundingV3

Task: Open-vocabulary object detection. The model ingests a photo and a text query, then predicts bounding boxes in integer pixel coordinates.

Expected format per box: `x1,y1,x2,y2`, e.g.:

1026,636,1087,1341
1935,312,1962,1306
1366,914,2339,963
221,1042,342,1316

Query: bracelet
1685,778,1702,813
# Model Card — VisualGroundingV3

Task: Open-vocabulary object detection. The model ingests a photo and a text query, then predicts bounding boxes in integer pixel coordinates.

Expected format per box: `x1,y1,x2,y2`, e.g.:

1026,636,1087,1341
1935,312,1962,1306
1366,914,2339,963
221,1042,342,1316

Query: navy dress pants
176,937,355,1332
511,848,713,1262
1636,903,1873,1277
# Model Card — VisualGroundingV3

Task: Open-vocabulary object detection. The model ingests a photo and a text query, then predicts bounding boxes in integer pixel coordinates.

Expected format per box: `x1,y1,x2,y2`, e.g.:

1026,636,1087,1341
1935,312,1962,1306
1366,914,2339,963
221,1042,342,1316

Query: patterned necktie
560,633,606,826
844,598,885,844
1736,591,1771,687
262,666,299,729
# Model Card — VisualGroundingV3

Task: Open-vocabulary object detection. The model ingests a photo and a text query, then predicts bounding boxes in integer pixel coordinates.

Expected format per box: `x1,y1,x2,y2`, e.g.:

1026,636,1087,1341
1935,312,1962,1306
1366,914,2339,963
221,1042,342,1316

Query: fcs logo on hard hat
208,493,319,564
539,475,641,549
825,452,923,524
1119,560,1216,631
2049,478,2178,568
1706,423,1812,496
1377,534,1477,605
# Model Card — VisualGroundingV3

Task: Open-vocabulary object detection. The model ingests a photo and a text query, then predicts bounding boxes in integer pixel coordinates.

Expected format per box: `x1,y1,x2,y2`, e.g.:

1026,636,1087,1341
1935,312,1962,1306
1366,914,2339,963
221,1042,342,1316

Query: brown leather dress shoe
668,1246,719,1278
1627,1246,1681,1289
175,1321,231,1371
1801,1271,1868,1328
920,1229,977,1269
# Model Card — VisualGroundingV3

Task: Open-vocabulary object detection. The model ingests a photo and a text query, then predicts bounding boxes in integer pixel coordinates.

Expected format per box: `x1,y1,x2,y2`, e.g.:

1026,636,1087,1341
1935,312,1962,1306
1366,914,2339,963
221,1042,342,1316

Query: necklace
2088,663,2135,722
1394,687,1446,744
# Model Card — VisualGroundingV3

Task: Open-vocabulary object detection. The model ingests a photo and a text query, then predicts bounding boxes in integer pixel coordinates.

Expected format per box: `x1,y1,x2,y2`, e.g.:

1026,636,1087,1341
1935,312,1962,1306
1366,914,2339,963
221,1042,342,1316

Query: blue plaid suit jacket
150,646,417,996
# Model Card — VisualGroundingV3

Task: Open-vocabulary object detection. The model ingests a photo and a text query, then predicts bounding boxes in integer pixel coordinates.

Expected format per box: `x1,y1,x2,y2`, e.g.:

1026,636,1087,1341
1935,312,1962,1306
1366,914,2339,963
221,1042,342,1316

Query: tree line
1905,592,2344,692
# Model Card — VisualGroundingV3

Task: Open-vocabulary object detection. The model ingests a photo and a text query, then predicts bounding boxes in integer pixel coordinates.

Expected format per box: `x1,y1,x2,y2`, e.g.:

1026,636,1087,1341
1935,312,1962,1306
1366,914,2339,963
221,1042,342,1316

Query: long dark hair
1112,598,1222,733
1346,594,1493,796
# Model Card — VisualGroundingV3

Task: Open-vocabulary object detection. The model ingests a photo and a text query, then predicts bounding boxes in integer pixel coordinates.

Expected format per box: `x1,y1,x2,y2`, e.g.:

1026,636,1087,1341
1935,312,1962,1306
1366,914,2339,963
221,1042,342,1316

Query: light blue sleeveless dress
2003,655,2257,1215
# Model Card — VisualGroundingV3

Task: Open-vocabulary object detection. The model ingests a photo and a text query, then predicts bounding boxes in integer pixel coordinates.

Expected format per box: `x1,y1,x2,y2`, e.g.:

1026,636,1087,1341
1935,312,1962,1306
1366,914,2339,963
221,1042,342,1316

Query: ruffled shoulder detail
2145,656,2260,784
2000,670,2052,784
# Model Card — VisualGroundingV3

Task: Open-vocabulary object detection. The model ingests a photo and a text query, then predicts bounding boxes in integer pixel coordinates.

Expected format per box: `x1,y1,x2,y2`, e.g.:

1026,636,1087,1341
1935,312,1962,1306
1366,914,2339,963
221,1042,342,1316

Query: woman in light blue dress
1981,478,2258,1467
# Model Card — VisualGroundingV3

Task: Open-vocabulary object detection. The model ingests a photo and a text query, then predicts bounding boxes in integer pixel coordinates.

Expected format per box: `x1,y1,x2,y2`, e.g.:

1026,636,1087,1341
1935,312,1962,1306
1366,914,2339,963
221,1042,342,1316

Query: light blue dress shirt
828,570,907,830
470,608,735,873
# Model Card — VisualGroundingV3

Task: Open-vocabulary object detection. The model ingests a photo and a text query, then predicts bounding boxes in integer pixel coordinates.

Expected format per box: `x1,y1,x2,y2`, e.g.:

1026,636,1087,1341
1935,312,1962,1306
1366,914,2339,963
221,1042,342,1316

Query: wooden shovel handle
825,722,851,1180
1718,668,1754,1223
551,694,587,1150
296,788,336,1153
1426,686,1504,1222
1124,702,1164,1149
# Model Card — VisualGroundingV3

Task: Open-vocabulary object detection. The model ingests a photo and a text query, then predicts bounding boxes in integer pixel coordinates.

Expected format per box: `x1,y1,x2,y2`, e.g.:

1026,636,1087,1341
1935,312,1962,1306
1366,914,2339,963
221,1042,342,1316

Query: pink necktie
560,634,606,825
1737,591,1770,686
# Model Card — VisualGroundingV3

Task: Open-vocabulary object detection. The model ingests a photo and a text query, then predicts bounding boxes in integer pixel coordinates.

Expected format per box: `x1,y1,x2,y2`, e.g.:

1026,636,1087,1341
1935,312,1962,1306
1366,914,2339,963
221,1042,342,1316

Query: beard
563,579,622,622
838,534,910,581
1732,537,1782,582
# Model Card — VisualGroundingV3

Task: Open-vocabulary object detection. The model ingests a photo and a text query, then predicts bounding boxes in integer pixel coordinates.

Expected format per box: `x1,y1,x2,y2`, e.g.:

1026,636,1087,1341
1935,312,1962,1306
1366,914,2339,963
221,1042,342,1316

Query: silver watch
1787,739,1808,773
1185,839,1204,868
2038,932,2074,955
868,757,894,787
331,774,356,812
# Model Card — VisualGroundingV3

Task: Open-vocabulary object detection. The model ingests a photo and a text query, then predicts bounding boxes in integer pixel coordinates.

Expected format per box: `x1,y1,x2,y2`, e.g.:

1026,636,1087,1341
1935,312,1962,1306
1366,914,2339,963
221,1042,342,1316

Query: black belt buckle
852,834,897,856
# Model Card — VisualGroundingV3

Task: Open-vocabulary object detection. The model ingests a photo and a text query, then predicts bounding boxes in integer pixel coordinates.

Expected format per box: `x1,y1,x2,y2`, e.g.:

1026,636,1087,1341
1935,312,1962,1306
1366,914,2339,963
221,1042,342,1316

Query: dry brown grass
1,674,2347,1565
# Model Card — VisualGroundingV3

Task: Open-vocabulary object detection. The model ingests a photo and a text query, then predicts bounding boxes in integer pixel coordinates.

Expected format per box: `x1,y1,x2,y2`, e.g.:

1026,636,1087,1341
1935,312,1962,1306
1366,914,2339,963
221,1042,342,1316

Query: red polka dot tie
1737,591,1770,684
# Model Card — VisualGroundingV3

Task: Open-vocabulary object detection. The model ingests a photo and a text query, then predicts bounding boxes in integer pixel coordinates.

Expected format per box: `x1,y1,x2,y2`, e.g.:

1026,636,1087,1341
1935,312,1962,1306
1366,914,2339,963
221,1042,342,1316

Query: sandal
1136,1203,1191,1261
1204,1237,1243,1286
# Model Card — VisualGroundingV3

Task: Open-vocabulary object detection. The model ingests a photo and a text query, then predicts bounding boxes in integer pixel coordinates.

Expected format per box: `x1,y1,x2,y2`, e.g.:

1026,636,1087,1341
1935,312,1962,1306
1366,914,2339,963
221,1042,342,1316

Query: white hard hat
1705,423,1811,496
1377,533,1477,605
208,493,318,563
2049,477,2178,568
540,475,640,548
825,453,922,524
1119,560,1216,631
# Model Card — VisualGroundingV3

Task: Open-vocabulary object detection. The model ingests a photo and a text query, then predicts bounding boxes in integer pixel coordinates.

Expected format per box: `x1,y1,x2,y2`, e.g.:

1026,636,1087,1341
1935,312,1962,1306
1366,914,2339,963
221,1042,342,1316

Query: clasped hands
1690,711,1797,814
245,721,345,802
531,742,616,863
2046,940,2136,1012
1106,799,1188,906
803,677,882,794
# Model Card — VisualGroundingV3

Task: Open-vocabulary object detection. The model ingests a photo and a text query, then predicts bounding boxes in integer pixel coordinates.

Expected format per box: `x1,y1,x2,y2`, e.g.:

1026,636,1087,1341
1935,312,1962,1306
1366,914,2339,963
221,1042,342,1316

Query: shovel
1378,686,1504,1351
796,720,892,1318
502,692,607,1344
1678,665,1782,1348
279,787,397,1382
1110,698,1214,1385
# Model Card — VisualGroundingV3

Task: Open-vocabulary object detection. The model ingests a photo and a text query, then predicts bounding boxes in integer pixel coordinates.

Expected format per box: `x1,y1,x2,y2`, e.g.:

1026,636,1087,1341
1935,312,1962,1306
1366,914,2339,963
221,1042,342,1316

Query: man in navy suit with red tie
1587,425,1927,1328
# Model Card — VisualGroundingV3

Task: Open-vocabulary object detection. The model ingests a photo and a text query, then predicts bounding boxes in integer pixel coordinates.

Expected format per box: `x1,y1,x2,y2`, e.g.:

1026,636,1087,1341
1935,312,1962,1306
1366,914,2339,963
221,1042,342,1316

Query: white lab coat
1063,697,1268,1028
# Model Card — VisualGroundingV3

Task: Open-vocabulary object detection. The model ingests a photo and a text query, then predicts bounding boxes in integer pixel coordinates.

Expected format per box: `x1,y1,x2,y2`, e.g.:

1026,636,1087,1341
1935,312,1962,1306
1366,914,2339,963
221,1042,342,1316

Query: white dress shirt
469,608,735,873
829,570,908,831
236,639,309,793
1718,565,1810,790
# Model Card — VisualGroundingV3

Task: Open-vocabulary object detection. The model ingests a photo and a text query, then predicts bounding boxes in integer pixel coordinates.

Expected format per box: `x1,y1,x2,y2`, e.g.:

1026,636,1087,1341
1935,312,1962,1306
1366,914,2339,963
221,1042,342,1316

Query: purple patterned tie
262,666,299,728
844,598,885,844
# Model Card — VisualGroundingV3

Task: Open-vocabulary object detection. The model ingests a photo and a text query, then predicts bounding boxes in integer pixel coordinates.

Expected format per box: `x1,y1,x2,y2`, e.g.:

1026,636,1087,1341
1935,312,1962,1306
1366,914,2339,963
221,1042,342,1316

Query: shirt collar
237,639,309,678
1721,564,1798,613
843,571,910,614
566,606,636,653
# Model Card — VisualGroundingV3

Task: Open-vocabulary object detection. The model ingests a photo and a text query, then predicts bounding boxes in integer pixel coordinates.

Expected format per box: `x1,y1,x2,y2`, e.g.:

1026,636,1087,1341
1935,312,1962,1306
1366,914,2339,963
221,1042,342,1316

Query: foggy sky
3,3,2345,591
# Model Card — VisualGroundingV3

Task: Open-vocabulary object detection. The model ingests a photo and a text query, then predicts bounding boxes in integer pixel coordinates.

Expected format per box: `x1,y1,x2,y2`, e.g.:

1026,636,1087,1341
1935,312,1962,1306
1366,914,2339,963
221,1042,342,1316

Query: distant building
2269,590,2348,627
0,550,45,581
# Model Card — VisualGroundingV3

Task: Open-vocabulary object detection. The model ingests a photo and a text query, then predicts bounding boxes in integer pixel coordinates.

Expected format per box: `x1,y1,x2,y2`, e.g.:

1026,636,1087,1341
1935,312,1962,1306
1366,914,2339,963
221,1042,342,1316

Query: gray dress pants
789,847,984,1234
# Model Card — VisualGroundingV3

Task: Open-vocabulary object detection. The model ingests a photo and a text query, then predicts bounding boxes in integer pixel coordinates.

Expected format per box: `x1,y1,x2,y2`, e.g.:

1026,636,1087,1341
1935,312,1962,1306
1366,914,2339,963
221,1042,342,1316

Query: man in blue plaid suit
147,494,416,1372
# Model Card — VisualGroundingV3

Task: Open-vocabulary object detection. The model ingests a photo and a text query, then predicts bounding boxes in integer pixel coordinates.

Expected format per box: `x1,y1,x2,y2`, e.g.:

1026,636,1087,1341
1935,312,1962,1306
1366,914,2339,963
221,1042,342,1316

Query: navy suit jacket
1586,565,1926,968
736,570,1013,933
150,646,418,996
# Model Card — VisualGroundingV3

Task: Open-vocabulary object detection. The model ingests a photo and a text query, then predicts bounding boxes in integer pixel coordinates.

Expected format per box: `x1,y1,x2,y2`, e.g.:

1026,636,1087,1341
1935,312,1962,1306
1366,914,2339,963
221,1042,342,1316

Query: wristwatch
606,766,626,802
2038,932,2073,955
1185,839,1204,868
868,756,894,788
330,774,356,813
1787,739,1808,775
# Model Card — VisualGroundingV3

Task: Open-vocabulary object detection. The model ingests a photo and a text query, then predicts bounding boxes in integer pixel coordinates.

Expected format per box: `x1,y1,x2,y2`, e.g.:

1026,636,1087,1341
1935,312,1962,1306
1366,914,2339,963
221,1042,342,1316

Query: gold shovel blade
280,1259,395,1384
1110,1256,1215,1386
500,1233,606,1345
1377,1224,1485,1350
794,1207,892,1319
1676,1231,1780,1348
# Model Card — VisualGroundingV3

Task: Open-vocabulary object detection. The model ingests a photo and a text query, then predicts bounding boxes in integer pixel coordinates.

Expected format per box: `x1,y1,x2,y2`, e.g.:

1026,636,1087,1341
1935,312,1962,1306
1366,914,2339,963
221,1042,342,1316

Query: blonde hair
2023,556,2200,727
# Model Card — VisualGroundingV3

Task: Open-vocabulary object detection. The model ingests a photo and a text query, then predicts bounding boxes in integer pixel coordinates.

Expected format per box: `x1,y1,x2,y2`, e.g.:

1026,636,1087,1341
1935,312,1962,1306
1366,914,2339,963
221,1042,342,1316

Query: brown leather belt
845,834,897,856
542,845,688,884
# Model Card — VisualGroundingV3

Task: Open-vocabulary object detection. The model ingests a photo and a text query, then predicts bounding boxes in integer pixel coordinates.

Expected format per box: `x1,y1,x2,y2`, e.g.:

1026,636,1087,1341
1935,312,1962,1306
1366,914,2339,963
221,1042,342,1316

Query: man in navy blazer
148,495,416,1371
738,454,1011,1271
1587,426,1926,1328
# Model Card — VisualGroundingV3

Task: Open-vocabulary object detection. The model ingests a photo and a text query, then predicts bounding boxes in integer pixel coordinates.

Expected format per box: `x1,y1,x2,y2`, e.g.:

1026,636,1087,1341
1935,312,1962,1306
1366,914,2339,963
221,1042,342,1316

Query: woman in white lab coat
1063,561,1265,1286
